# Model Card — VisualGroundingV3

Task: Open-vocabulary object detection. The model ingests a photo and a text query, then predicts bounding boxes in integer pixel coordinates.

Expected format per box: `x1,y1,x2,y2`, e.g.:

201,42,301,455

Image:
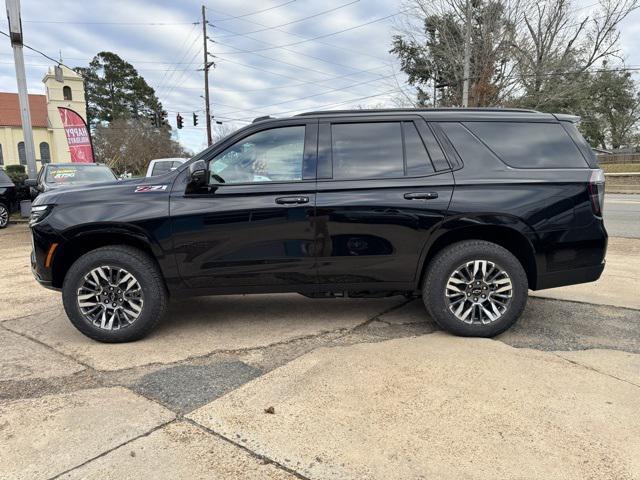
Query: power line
208,9,408,55
218,73,400,117
0,29,77,72
207,0,298,22
211,39,348,79
22,20,199,26
154,25,201,97
210,22,390,79
223,88,401,121
156,66,390,93
213,0,360,38
204,5,391,63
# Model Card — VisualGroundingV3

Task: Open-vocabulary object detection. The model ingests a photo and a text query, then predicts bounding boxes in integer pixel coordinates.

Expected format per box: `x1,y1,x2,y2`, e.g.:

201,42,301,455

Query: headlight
30,205,53,225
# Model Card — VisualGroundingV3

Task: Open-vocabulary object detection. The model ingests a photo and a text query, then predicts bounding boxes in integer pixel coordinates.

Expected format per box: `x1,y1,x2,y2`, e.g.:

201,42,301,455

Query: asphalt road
605,193,640,238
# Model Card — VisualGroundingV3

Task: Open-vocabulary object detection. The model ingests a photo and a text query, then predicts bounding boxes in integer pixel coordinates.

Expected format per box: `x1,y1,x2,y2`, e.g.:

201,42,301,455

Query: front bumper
30,219,65,291
31,248,61,291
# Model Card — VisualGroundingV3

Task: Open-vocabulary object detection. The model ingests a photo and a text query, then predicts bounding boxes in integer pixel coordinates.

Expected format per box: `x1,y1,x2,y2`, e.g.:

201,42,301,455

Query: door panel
171,180,317,289
315,174,454,285
169,120,318,291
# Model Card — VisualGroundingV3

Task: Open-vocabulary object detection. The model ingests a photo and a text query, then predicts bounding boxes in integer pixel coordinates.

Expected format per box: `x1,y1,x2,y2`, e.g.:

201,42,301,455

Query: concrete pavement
531,236,640,309
189,333,640,480
1,223,639,479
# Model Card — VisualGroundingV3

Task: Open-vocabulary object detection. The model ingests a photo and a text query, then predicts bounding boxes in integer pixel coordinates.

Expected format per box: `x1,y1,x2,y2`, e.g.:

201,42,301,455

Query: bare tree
514,0,638,108
392,0,524,106
212,123,241,143
94,119,190,176
393,0,638,108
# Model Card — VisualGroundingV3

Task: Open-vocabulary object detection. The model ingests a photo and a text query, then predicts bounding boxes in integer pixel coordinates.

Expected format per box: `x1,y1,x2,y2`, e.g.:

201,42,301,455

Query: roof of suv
253,108,576,124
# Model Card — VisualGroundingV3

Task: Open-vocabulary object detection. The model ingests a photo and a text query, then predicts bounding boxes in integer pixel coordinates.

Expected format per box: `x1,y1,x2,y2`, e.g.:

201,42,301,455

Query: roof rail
295,107,540,116
252,115,274,123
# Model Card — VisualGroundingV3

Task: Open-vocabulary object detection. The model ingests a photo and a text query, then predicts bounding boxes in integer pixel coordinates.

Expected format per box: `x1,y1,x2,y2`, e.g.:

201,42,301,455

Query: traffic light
176,113,184,129
193,113,198,126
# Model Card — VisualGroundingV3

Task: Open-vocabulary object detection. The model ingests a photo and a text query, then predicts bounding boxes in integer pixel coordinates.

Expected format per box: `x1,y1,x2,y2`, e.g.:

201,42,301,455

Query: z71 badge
135,185,168,193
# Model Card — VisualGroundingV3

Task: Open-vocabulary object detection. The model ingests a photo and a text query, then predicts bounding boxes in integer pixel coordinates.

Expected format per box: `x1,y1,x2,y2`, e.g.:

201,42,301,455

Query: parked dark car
29,108,607,342
0,168,17,228
26,163,118,197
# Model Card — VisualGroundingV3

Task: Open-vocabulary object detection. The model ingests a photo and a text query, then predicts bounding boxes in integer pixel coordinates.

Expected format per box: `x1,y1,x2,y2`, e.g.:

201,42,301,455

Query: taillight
588,169,605,218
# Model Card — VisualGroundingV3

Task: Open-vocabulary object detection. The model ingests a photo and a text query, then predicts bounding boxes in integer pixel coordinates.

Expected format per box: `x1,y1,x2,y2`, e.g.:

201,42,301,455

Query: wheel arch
418,221,539,290
51,228,163,289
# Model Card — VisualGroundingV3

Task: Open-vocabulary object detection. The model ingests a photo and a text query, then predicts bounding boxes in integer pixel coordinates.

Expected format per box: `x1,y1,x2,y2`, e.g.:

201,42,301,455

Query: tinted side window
210,126,305,184
562,122,598,168
438,122,500,167
331,122,403,180
403,122,434,176
464,122,587,168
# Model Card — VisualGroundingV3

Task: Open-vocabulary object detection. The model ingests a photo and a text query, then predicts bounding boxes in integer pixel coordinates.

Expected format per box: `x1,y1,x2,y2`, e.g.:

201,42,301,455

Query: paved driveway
1,224,638,479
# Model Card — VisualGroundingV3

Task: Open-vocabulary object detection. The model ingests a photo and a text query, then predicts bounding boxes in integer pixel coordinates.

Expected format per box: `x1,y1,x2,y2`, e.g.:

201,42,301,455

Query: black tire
0,203,9,229
423,240,528,337
62,245,168,343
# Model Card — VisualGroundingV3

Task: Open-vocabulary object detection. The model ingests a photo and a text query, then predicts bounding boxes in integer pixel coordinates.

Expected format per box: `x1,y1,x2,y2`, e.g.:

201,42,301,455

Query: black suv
30,108,607,342
0,168,17,228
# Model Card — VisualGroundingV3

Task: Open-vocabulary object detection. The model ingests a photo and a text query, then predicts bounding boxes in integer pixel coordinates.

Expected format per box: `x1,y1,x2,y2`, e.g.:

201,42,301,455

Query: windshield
45,165,116,185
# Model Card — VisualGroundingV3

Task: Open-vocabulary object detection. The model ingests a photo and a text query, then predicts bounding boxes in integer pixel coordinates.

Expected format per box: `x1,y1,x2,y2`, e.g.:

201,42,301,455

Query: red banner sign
57,107,94,163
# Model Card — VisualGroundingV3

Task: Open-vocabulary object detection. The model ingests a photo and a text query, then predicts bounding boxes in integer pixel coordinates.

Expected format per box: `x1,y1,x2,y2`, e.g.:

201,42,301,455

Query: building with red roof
0,65,88,168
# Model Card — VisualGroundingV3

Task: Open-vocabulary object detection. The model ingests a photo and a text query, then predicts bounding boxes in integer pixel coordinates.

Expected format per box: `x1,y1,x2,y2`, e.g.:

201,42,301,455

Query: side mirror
188,160,208,189
24,179,37,187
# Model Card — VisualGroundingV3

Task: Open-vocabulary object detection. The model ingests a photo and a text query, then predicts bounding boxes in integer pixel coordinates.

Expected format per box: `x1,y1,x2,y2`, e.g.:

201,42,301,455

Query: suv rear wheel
423,240,528,337
62,245,168,342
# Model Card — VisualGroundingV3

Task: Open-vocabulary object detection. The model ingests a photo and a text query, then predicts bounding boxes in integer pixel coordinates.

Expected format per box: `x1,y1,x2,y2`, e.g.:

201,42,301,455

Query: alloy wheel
445,260,513,325
0,205,8,227
76,265,144,330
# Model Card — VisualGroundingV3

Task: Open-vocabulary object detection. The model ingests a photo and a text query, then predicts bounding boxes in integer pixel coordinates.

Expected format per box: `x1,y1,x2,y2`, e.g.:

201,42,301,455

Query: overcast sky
1,0,639,153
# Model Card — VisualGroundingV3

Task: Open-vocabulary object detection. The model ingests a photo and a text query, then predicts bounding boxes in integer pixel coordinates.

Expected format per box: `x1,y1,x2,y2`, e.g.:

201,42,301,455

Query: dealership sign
58,107,95,163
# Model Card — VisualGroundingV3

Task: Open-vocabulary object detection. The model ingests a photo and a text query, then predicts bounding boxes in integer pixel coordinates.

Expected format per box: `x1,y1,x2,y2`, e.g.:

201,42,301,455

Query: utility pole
433,68,437,108
202,5,212,146
6,0,37,178
461,0,471,108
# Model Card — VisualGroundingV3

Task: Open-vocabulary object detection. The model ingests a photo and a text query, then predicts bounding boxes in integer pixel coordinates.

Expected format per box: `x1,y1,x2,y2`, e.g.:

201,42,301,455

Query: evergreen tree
75,52,166,127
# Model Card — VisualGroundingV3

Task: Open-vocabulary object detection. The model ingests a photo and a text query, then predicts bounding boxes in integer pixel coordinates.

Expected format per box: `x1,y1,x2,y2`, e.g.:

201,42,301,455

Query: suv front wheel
423,240,528,337
62,245,168,342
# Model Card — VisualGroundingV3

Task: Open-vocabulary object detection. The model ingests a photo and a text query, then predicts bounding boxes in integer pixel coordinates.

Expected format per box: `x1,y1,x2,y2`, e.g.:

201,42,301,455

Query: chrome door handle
275,196,309,205
404,192,438,200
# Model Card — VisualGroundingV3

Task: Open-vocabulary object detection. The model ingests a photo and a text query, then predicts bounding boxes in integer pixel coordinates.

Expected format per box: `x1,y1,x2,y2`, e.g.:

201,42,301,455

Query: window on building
40,142,51,164
63,86,72,101
0,144,4,165
18,142,26,165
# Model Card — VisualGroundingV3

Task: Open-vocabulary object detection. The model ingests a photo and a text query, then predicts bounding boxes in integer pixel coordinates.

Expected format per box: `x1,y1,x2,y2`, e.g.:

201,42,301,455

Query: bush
5,164,27,185
4,164,31,201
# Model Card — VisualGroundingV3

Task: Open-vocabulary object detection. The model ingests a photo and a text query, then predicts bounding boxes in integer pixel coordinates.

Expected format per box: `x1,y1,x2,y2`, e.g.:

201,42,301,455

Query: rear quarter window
464,121,588,169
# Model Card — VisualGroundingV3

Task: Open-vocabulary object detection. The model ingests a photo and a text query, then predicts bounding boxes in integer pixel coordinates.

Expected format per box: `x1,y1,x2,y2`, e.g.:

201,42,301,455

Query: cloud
0,0,408,153
2,0,637,153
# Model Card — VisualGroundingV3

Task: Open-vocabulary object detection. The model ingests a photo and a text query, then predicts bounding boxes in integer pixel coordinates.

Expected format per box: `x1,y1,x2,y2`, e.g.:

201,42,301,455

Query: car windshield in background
45,165,116,185
151,160,183,176
0,169,13,186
